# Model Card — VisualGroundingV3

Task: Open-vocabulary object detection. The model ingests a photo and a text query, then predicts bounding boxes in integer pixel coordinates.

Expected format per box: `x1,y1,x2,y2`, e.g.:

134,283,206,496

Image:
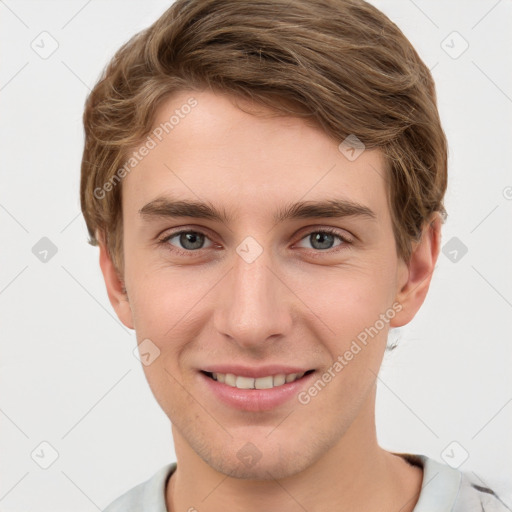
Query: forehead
122,89,389,223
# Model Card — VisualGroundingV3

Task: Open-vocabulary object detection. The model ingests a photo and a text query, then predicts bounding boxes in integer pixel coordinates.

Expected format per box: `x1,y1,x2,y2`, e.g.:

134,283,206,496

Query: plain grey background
1,0,511,510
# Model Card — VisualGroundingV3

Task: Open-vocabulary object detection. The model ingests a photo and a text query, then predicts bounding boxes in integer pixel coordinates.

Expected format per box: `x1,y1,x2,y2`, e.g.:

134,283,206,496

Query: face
101,89,438,480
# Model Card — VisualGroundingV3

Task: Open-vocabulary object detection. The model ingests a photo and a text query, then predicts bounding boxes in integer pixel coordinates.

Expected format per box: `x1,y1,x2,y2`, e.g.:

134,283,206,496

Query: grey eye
168,231,212,250
297,231,344,251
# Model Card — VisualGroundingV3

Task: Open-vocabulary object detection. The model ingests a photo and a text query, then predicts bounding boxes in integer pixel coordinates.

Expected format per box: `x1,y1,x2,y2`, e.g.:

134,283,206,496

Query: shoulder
401,454,510,512
454,472,510,512
103,463,176,512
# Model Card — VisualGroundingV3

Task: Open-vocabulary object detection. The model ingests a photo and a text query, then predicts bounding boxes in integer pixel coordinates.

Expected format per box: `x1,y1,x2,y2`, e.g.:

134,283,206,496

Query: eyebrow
139,197,376,224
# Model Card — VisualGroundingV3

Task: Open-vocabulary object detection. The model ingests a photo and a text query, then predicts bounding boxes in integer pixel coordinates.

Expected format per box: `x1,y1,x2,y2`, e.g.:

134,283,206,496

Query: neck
166,385,423,512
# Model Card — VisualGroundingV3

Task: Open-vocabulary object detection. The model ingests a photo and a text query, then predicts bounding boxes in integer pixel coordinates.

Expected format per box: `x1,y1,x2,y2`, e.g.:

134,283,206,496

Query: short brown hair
80,0,447,273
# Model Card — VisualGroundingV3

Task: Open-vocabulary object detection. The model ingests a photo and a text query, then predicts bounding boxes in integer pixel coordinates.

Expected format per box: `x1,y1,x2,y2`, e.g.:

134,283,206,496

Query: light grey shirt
103,454,509,511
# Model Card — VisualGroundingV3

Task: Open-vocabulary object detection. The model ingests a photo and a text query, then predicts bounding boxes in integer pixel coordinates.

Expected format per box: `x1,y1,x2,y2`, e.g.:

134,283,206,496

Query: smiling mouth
201,369,315,390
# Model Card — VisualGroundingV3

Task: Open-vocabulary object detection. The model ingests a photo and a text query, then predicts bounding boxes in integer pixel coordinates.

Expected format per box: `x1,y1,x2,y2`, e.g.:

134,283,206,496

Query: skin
99,89,441,512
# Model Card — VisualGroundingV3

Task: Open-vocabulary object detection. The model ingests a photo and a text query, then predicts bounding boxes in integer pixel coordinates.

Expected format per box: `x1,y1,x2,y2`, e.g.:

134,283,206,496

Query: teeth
225,373,236,386
255,376,273,389
209,371,308,389
236,376,254,389
273,374,286,386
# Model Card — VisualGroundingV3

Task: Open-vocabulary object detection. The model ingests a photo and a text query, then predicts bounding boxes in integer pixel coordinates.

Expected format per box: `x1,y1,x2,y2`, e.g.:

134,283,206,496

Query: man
80,0,506,510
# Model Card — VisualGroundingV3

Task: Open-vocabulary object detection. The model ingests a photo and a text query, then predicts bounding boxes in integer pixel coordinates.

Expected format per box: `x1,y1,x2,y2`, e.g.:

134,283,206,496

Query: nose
213,245,293,352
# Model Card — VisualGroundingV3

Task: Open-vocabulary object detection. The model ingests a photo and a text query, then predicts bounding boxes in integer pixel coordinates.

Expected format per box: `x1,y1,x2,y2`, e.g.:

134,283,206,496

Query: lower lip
199,371,316,412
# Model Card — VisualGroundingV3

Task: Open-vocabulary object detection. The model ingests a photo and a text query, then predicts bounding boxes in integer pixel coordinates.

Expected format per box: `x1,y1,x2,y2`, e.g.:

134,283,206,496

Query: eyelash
158,227,353,257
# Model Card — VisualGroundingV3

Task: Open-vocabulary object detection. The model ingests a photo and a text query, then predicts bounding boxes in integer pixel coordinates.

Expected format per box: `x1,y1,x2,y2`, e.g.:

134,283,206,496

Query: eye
295,228,351,251
161,230,214,252
158,227,352,257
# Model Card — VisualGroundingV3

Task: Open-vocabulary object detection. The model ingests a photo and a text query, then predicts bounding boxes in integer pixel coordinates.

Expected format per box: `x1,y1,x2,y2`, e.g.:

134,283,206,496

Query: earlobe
390,213,442,328
98,235,134,330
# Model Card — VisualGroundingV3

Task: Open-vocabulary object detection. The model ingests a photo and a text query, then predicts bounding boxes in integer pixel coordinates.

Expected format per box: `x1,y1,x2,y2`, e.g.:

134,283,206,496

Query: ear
98,234,134,330
390,213,442,327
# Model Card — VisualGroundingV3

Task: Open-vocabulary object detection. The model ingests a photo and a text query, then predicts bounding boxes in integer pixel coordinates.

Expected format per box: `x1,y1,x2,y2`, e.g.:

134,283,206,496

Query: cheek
127,266,214,355
126,273,196,411
287,261,397,340
295,268,395,407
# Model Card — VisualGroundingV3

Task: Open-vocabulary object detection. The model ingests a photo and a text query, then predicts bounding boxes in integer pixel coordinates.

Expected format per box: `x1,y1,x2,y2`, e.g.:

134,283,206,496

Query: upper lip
200,365,314,379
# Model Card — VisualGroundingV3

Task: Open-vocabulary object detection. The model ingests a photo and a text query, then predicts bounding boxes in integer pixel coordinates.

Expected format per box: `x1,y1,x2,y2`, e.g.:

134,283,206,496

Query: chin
204,446,314,481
